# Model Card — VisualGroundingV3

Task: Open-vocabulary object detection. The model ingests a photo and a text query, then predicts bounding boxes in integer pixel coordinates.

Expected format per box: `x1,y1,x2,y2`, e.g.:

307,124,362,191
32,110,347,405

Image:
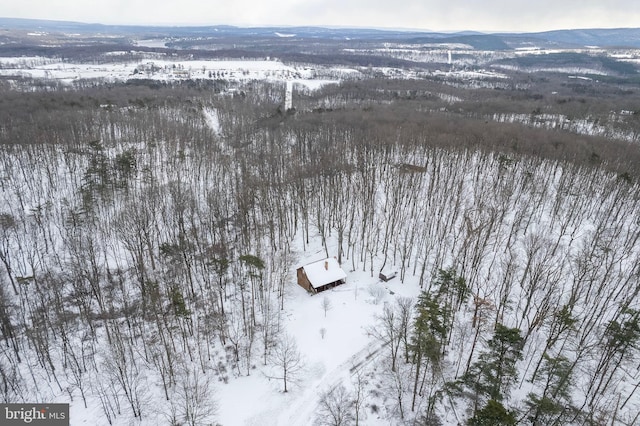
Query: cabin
296,258,347,294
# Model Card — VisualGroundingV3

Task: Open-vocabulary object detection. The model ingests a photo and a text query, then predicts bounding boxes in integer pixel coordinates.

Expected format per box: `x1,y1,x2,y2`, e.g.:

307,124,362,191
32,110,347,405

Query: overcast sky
1,0,639,32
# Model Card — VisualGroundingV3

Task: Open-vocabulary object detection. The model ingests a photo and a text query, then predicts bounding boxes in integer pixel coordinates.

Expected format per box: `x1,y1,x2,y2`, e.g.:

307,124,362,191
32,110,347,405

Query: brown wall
296,267,313,292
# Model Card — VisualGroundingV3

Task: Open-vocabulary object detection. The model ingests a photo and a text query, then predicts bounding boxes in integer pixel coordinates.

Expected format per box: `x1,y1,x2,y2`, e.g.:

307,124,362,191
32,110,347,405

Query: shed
296,258,347,294
379,270,398,282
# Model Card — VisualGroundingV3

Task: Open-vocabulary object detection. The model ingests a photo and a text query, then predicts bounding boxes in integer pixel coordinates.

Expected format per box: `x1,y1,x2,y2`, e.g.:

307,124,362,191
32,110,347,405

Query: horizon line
1,16,639,35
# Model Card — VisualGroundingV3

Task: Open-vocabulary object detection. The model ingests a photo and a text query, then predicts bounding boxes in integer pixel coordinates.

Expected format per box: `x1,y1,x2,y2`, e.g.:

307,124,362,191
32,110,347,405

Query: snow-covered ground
2,42,640,425
213,239,422,426
55,231,419,425
490,112,640,143
0,57,340,87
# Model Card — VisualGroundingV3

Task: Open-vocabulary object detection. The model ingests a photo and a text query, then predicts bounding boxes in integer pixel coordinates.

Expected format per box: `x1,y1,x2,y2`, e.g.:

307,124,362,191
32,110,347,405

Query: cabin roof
300,258,347,289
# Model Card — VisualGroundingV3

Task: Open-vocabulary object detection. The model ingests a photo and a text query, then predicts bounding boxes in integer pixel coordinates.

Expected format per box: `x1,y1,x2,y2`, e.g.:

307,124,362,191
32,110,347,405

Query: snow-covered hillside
1,78,640,426
1,24,640,425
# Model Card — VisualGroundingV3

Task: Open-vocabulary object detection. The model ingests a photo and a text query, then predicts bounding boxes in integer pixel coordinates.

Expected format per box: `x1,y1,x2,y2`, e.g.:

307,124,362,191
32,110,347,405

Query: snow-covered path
276,341,385,426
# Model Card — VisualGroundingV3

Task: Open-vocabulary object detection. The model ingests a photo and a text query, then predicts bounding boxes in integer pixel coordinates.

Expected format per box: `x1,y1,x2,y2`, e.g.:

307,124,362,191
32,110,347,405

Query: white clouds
1,0,639,31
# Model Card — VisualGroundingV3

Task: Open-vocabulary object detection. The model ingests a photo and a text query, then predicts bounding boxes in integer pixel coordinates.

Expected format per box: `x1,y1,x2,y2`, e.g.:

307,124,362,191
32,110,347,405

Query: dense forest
1,75,640,425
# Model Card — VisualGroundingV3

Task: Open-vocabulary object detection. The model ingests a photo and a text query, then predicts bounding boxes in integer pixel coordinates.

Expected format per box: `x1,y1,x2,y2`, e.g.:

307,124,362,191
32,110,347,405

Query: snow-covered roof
301,258,347,289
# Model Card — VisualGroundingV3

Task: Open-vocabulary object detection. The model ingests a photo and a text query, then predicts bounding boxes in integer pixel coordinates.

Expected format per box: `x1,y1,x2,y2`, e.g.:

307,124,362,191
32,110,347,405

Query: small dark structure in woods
296,258,347,294
379,270,397,282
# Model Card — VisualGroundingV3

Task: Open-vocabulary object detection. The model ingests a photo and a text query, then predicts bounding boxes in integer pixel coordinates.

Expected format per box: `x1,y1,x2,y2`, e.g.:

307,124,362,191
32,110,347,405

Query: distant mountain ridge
525,28,640,48
1,17,640,48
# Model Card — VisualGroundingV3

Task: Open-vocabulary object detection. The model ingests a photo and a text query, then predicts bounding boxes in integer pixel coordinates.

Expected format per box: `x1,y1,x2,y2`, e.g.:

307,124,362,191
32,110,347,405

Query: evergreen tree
462,324,524,413
467,400,516,426
525,354,577,425
409,283,450,412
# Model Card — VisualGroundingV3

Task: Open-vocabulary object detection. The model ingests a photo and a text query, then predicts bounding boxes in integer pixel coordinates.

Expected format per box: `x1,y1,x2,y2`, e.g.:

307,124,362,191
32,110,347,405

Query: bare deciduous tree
322,296,333,318
173,364,218,426
269,333,304,393
316,384,354,426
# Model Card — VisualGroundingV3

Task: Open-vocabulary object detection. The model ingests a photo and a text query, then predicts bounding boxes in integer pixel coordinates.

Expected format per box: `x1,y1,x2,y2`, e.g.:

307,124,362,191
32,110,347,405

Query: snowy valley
1,19,640,426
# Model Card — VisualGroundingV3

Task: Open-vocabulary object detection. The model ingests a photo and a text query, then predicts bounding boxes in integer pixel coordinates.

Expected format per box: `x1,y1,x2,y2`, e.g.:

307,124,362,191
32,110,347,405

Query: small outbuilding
379,270,398,282
296,258,347,294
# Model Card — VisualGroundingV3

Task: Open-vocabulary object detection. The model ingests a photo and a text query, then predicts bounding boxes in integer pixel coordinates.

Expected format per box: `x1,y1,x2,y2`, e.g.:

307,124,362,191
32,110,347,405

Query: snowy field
0,57,341,88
